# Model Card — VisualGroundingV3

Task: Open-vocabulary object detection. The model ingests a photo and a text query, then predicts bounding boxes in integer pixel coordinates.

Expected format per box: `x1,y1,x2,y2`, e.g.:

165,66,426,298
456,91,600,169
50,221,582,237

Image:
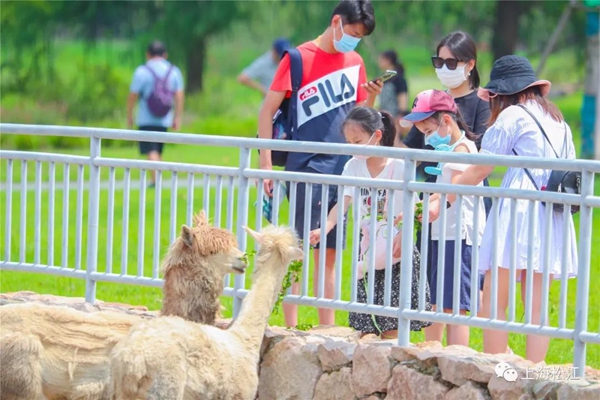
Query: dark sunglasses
431,56,463,70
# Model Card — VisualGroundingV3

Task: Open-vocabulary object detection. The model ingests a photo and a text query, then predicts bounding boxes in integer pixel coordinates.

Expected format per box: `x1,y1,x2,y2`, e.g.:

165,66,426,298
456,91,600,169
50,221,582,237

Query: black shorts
286,168,347,250
138,126,167,155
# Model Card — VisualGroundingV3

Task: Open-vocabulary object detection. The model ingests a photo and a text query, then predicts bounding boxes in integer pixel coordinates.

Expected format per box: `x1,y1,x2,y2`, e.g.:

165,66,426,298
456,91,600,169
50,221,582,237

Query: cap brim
399,111,435,127
478,80,552,102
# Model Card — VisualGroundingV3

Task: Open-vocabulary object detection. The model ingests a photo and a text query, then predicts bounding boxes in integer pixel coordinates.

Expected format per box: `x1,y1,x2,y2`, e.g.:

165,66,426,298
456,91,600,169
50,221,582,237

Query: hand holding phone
370,69,397,84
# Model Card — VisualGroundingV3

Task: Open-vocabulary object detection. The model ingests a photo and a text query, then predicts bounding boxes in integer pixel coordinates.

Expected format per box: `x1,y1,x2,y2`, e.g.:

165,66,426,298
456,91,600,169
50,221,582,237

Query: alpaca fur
161,210,246,325
110,225,304,400
0,211,247,400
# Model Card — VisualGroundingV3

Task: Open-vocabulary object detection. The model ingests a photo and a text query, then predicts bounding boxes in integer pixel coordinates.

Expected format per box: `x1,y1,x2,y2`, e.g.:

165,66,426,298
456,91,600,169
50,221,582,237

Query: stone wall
1,291,599,400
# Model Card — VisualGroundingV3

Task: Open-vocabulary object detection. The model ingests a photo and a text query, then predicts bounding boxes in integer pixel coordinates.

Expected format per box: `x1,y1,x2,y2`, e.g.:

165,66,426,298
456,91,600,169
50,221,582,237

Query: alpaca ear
181,225,194,247
288,246,304,261
243,226,263,243
193,210,208,226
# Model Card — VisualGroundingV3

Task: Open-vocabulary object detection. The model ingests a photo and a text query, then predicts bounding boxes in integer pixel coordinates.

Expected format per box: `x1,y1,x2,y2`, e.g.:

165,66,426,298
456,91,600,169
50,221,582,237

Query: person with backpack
257,0,382,328
127,40,184,187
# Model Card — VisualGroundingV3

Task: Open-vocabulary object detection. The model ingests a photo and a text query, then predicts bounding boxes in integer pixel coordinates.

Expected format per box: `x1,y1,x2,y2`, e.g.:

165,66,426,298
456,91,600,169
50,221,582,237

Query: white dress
478,101,578,279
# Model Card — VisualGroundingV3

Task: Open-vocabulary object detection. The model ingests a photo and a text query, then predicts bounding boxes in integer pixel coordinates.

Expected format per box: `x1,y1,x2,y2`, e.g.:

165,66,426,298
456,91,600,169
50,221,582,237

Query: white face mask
435,64,468,89
354,133,378,160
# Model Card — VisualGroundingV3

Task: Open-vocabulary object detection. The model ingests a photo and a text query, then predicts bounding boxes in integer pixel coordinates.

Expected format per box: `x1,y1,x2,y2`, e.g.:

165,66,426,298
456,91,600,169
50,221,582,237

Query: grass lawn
1,141,599,369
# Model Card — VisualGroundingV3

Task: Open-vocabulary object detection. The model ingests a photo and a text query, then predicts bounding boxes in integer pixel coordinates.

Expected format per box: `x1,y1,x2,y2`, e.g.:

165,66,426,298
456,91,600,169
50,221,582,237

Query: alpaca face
244,225,304,274
177,210,248,274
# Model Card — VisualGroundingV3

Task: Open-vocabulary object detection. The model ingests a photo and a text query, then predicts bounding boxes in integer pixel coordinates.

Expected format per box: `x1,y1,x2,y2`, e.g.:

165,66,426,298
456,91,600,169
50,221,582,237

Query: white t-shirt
342,157,414,220
431,139,486,245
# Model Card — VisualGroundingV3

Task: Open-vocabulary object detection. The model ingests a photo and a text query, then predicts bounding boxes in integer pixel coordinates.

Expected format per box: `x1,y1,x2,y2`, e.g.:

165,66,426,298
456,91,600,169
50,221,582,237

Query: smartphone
371,69,397,84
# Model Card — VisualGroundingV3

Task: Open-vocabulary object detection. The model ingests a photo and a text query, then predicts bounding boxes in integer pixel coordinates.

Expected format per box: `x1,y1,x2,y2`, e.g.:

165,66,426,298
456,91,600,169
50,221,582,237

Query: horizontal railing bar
0,151,89,165
95,158,238,176
402,310,574,339
578,332,600,344
89,272,163,287
2,124,599,172
245,169,588,206
0,262,87,278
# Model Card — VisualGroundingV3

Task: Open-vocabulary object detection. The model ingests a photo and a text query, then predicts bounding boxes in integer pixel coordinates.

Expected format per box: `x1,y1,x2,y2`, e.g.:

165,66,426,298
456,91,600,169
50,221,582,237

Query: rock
308,325,361,342
387,364,451,400
351,344,392,397
317,341,356,372
557,380,600,400
532,380,562,399
258,337,322,400
438,354,497,386
313,367,355,400
444,381,490,400
260,325,296,359
487,372,535,400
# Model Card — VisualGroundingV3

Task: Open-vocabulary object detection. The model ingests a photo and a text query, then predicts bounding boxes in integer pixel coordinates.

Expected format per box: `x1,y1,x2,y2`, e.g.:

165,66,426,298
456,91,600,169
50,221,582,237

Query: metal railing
1,123,599,374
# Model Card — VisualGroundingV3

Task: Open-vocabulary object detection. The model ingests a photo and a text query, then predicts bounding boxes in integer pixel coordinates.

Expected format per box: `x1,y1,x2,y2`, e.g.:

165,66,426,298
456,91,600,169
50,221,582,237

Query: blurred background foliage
0,0,590,150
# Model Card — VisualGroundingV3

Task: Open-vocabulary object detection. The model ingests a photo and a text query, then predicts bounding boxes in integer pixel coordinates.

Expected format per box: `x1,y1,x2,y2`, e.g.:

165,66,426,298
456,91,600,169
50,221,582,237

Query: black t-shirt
402,90,491,182
379,74,408,117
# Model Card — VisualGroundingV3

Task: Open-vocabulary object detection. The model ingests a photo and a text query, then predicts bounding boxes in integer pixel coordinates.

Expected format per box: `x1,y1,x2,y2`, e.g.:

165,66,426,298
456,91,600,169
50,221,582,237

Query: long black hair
342,106,396,147
380,50,405,76
437,31,480,90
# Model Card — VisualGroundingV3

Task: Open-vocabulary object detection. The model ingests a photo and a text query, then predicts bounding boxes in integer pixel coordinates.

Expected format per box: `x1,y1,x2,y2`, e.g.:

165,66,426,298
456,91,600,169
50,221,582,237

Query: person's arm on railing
427,164,494,222
308,195,352,246
258,90,287,197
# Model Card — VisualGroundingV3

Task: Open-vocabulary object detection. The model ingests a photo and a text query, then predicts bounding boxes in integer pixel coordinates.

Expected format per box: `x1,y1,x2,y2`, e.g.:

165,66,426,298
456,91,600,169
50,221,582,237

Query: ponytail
379,110,397,147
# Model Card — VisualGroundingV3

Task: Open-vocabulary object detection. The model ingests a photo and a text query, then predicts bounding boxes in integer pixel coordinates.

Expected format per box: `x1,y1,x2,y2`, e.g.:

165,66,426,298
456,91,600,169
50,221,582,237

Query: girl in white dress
425,55,578,363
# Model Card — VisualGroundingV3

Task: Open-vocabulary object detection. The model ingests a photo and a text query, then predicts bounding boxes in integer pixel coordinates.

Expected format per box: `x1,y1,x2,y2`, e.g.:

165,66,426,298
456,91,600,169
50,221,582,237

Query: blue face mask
424,131,466,175
424,123,452,149
333,21,361,53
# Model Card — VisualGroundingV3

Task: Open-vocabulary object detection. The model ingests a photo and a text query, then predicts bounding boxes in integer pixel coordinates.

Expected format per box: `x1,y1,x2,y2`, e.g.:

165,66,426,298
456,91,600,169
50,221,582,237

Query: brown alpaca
110,225,304,400
0,211,247,400
161,210,246,325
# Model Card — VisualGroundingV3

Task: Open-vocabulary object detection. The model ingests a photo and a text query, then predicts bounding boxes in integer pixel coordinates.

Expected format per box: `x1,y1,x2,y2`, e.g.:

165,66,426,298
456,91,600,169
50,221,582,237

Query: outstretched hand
308,229,321,246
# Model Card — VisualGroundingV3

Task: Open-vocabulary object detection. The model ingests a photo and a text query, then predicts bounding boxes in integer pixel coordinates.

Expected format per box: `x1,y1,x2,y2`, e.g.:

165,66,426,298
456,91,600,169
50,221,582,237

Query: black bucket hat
477,55,551,102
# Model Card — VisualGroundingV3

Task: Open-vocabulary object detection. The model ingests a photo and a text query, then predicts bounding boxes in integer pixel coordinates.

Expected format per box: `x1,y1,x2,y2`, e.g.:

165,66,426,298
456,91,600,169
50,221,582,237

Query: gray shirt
242,51,278,90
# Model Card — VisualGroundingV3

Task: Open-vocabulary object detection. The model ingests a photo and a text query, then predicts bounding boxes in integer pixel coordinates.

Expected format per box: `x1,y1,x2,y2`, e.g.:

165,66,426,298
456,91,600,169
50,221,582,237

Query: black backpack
513,104,581,214
258,48,303,167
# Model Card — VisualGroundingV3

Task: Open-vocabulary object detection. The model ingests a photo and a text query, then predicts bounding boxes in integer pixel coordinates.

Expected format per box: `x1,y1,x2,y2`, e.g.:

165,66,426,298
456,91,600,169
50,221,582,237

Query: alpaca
110,224,304,400
0,213,247,400
161,210,247,325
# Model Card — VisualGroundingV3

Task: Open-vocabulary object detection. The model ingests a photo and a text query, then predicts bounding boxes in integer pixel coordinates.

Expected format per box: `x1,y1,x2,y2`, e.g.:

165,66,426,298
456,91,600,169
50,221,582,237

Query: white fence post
233,146,250,318
398,158,417,346
573,169,595,377
85,136,101,303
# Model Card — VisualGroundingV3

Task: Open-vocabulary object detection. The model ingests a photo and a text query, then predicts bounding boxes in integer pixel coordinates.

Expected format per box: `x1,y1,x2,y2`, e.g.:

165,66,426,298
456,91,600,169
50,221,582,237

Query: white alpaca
0,214,247,400
110,225,304,400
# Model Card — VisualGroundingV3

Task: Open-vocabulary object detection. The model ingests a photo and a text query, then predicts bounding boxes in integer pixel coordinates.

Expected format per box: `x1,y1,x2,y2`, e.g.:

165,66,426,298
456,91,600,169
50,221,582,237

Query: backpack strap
283,48,303,140
144,64,174,83
517,104,559,158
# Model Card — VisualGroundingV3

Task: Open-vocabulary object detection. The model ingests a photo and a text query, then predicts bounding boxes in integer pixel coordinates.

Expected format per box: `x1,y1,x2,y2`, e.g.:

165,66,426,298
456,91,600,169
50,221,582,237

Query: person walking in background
428,55,578,363
258,0,382,328
377,50,409,139
127,40,184,187
237,38,292,98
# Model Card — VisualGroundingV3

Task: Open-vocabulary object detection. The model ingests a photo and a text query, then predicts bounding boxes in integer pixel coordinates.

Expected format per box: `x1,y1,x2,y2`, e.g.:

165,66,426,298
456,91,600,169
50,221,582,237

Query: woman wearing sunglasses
402,31,491,321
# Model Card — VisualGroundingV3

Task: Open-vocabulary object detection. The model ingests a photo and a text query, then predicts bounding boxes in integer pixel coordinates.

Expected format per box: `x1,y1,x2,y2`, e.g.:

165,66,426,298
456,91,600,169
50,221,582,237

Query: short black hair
331,0,376,36
147,40,166,57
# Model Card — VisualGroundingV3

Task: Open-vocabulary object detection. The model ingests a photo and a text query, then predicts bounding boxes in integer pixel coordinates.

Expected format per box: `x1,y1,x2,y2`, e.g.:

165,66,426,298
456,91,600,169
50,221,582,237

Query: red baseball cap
400,89,458,127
